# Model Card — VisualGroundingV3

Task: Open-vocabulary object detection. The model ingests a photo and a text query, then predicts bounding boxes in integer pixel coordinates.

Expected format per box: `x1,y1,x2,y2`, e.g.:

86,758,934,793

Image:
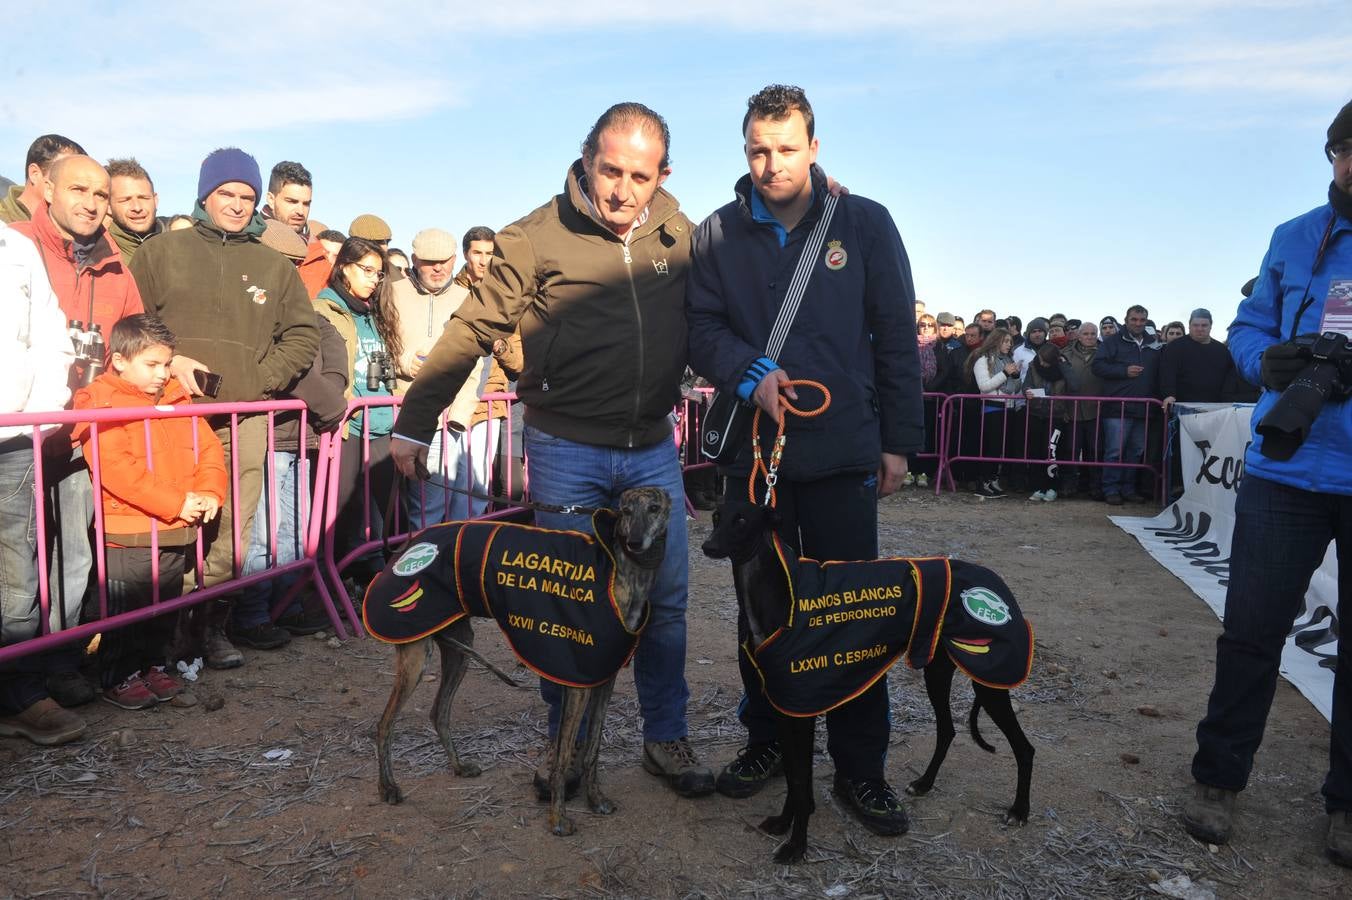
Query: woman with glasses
315,237,405,585
906,314,943,487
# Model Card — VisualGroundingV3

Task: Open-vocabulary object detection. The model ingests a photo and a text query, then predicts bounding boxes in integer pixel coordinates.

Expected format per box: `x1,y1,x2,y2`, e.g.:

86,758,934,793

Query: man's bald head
43,155,110,241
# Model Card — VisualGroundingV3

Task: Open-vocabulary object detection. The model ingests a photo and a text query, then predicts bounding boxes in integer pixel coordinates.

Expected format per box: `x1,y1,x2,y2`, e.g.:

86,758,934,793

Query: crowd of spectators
0,134,510,746
908,302,1259,504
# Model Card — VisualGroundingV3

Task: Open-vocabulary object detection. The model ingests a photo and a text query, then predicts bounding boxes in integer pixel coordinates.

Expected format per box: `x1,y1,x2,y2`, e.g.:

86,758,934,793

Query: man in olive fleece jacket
129,148,318,670
390,103,715,799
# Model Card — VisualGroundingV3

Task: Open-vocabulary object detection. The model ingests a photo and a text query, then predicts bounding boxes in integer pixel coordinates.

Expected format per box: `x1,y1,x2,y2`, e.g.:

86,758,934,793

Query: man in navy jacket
1091,304,1160,504
687,84,922,836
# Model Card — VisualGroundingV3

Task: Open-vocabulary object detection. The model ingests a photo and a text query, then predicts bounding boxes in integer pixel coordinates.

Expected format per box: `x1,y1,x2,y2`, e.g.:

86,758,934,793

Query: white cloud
1130,36,1352,96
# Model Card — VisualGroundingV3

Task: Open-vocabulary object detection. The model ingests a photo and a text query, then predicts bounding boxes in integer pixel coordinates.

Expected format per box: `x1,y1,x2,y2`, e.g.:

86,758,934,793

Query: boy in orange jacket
73,314,226,709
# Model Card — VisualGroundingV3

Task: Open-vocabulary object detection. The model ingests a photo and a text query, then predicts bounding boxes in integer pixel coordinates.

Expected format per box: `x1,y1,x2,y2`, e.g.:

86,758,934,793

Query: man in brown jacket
391,103,714,799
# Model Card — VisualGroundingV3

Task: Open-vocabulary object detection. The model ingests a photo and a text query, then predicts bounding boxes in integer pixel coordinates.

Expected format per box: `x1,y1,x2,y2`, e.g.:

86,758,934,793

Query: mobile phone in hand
194,370,223,398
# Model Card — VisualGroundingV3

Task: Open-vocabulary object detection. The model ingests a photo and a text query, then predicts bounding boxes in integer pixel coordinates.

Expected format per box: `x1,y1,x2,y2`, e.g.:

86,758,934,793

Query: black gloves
1260,341,1308,391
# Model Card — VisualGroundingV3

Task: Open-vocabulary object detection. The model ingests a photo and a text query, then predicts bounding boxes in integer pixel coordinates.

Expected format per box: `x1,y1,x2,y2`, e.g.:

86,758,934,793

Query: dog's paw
549,815,576,837
772,839,806,864
906,779,933,797
1003,806,1029,826
588,793,615,815
454,761,482,778
760,814,791,836
379,783,404,805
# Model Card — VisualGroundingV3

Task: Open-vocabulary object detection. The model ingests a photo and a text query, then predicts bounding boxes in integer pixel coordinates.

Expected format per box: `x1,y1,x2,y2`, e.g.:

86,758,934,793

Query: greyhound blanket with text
747,541,1034,717
363,511,645,688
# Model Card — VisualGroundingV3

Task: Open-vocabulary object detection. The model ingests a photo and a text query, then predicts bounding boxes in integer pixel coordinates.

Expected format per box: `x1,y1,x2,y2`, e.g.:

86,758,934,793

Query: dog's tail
441,635,530,689
969,697,996,753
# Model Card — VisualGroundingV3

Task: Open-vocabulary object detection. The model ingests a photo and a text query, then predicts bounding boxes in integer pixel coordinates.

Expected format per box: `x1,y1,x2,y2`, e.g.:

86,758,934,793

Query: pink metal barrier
320,395,528,637
936,393,1169,502
0,400,342,664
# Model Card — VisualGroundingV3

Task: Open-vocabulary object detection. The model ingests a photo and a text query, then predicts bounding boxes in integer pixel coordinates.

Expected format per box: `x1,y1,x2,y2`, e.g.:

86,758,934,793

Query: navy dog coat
747,537,1034,717
363,510,646,688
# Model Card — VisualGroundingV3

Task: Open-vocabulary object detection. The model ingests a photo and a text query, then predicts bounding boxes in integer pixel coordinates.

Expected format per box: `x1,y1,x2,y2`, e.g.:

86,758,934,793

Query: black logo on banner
1193,439,1250,489
1291,605,1339,671
1147,505,1230,585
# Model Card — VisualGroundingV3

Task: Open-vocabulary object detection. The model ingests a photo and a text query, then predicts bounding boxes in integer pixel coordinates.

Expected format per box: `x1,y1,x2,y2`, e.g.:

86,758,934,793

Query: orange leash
747,379,831,507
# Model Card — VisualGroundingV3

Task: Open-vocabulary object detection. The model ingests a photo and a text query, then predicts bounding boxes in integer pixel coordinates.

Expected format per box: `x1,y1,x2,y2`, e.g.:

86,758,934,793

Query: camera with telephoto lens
1255,331,1352,461
366,349,396,392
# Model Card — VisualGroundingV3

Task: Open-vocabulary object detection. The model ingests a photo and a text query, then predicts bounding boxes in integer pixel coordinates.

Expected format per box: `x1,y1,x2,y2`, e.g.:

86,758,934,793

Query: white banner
1111,404,1337,722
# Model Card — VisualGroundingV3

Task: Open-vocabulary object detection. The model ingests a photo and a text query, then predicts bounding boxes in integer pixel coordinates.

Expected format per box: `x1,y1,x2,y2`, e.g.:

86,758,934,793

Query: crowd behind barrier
0,400,341,664
0,386,1174,664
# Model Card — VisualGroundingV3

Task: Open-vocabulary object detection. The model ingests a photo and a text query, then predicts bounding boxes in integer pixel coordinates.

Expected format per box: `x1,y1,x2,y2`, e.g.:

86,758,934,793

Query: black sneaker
277,608,331,636
47,671,95,708
231,622,292,650
833,774,909,836
532,745,582,801
974,481,1006,499
716,742,783,798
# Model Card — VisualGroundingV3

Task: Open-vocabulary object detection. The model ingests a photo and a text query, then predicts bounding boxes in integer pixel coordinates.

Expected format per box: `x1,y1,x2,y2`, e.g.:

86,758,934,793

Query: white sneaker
916,474,929,488
903,472,915,487
1042,489,1058,502
1028,490,1047,501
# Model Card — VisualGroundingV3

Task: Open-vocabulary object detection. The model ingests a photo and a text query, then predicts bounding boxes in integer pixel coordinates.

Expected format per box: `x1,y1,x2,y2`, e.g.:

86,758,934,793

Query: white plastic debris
1148,875,1216,900
824,885,851,898
262,749,294,761
176,657,203,682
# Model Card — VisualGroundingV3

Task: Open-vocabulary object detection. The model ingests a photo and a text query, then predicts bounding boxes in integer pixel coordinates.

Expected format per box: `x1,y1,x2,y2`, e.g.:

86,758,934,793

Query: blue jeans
0,442,46,713
236,450,305,629
1100,413,1145,497
1192,475,1352,811
404,419,502,529
524,425,690,743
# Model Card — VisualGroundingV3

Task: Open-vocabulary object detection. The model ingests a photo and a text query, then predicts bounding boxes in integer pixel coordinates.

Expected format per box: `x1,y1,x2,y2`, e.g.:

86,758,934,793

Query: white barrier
1111,403,1337,722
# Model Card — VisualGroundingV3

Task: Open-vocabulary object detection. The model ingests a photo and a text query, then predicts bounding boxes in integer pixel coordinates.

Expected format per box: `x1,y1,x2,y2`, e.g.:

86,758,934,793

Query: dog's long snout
701,535,729,559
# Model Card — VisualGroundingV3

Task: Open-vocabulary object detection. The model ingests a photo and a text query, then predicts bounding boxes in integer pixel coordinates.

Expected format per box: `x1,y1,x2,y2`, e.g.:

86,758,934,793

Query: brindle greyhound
374,486,671,836
702,499,1034,863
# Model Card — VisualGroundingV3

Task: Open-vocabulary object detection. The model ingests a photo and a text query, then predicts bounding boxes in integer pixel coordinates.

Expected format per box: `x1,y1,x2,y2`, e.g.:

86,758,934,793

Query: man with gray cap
1181,98,1352,867
129,147,318,669
390,227,497,525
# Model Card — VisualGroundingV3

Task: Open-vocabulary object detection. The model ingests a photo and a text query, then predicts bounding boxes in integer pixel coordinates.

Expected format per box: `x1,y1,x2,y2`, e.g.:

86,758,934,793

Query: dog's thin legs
762,714,815,864
549,687,589,836
431,620,481,778
578,679,617,815
974,683,1035,825
908,656,958,797
377,640,431,804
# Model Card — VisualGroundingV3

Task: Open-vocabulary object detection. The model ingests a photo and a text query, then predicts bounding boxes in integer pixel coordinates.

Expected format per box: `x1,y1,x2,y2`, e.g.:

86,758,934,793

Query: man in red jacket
11,154,145,708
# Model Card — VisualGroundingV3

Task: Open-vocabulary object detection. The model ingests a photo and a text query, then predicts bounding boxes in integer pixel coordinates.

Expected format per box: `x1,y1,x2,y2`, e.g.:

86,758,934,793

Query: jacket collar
563,158,680,242
190,200,268,243
734,164,829,231
30,202,119,272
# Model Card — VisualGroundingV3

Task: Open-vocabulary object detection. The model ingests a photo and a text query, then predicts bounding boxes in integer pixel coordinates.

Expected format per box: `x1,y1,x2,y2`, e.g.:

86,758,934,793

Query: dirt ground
0,488,1345,899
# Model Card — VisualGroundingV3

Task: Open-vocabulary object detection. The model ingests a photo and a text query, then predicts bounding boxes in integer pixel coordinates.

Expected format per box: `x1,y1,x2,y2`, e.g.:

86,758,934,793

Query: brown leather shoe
1181,782,1237,844
0,697,86,746
1328,810,1352,868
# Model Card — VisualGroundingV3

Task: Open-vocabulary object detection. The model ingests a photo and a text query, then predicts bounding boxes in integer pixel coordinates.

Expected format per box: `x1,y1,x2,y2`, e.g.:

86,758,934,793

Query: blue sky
5,1,1351,335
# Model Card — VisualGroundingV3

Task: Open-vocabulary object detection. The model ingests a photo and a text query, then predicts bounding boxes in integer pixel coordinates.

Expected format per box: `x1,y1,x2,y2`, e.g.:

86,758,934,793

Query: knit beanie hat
350,214,392,241
1189,308,1213,324
1327,100,1352,156
1027,317,1050,335
198,148,262,202
411,228,457,261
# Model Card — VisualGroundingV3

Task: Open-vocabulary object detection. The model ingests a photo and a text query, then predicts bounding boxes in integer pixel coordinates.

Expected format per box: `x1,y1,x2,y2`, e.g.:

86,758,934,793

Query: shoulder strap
765,193,839,358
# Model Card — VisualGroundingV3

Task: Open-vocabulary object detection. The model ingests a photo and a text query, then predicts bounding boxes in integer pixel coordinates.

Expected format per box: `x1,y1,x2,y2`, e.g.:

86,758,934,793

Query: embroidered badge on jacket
246,285,268,305
652,258,669,275
824,240,847,271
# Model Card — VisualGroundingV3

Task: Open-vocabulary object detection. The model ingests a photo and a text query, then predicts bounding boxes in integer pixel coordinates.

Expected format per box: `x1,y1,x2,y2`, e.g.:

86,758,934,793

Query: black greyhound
702,499,1035,863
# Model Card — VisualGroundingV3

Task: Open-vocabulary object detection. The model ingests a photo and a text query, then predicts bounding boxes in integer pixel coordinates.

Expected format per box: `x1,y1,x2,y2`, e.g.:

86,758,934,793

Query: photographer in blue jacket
1183,99,1352,868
